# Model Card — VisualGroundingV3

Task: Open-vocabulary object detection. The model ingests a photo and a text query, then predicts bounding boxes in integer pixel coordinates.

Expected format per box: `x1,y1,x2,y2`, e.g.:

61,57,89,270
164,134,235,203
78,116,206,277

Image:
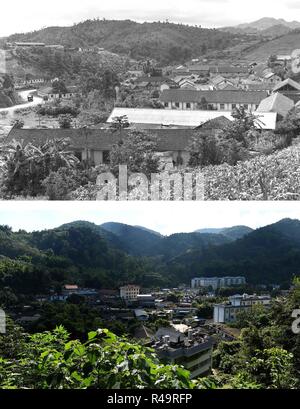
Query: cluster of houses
8,277,277,380
4,52,300,169
37,85,80,101
191,275,272,325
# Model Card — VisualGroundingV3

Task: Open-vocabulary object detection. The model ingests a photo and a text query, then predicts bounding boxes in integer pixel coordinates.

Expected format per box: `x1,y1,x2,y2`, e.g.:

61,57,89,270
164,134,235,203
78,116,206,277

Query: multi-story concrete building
213,293,272,324
154,327,213,379
120,284,140,301
191,276,246,290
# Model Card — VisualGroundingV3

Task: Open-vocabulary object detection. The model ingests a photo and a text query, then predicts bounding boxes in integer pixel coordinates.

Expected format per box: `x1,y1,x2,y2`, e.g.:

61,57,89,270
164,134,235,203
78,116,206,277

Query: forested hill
0,219,300,306
165,218,300,286
3,19,246,64
100,222,231,257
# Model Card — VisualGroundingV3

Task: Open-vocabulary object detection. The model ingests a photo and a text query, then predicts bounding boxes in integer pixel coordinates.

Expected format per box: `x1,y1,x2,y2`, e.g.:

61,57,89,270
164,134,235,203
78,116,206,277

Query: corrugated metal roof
107,108,276,129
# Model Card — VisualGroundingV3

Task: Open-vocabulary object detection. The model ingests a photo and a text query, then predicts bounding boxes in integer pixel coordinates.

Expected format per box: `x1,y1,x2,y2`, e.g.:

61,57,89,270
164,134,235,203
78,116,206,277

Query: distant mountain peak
195,225,253,241
234,17,300,31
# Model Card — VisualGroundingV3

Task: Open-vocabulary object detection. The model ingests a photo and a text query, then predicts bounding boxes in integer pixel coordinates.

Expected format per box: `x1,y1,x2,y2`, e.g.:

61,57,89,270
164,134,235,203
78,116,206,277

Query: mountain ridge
0,18,247,64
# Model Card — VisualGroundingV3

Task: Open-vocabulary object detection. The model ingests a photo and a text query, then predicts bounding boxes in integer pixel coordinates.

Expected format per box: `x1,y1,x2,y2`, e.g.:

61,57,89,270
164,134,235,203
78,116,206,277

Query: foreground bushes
0,326,193,389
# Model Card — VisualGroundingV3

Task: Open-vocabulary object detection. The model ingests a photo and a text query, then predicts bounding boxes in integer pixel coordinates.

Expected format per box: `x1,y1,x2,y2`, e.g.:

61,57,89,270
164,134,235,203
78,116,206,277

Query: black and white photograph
0,0,300,403
0,1,300,200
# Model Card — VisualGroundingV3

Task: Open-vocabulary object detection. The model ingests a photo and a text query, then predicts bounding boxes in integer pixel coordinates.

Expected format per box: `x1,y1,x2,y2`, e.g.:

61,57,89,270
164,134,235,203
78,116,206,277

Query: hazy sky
0,201,299,235
1,0,300,37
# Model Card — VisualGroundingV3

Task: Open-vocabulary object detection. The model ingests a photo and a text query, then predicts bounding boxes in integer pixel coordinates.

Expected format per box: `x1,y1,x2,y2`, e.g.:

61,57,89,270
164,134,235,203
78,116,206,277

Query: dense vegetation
0,325,192,388
10,46,130,78
165,218,300,286
0,280,300,389
0,218,300,311
206,278,300,389
5,19,246,64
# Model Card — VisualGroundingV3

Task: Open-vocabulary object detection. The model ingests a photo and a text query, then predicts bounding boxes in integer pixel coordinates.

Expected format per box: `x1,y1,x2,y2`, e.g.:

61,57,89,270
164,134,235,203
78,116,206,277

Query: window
103,150,110,164
175,102,180,108
164,102,169,107
232,104,236,109
220,103,225,110
243,104,248,110
186,103,191,109
74,151,83,161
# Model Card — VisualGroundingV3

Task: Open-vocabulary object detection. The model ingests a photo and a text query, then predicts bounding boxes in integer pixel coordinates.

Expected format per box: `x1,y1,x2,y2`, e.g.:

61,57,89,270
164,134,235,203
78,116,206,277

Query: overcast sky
0,201,299,235
1,0,300,37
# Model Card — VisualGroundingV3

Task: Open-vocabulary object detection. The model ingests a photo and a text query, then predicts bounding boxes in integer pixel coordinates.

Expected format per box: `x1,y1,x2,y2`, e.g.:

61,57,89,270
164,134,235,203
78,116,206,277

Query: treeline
0,224,161,308
8,19,247,64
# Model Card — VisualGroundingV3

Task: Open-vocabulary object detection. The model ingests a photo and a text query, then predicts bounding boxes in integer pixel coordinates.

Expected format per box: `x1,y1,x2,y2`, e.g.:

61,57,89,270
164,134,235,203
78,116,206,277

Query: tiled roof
273,78,300,92
256,92,294,116
196,116,231,129
188,64,210,71
209,65,249,74
137,76,172,84
160,89,268,104
218,83,240,91
246,83,274,91
6,128,202,152
210,75,226,85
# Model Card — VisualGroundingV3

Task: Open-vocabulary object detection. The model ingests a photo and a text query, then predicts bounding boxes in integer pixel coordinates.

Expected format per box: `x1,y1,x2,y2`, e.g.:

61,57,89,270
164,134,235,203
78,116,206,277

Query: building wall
214,305,225,323
172,346,213,379
120,285,140,300
164,101,258,112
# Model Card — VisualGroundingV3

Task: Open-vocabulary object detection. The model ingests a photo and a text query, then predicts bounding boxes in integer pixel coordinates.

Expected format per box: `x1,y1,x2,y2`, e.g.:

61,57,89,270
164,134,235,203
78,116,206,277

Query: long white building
213,293,272,324
191,276,246,290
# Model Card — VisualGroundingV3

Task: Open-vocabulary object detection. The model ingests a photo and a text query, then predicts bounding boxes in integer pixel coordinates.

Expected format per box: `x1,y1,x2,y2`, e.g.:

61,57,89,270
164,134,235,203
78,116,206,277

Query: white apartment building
119,284,140,301
191,276,246,290
213,293,272,324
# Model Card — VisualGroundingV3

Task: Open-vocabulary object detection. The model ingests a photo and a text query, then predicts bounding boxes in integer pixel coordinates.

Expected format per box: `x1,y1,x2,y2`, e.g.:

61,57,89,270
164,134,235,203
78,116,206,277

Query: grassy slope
242,31,300,61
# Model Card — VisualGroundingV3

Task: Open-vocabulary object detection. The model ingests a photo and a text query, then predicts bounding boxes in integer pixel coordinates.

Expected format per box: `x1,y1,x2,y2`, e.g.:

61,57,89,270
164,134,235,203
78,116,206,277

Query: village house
135,75,176,91
275,55,292,63
261,71,281,84
15,76,46,89
172,65,190,77
13,42,46,48
179,79,213,91
256,92,294,118
7,109,277,169
209,65,249,78
187,64,210,76
6,127,198,168
209,75,235,89
37,85,80,101
160,89,268,112
272,78,300,103
241,81,274,93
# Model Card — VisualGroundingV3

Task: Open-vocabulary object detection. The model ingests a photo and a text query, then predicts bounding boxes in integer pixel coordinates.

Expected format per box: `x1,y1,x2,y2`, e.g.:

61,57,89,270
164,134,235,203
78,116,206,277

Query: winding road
0,89,44,114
